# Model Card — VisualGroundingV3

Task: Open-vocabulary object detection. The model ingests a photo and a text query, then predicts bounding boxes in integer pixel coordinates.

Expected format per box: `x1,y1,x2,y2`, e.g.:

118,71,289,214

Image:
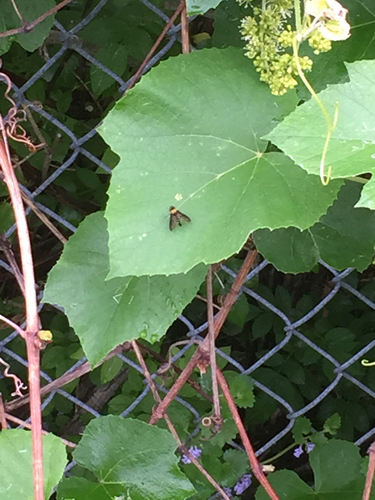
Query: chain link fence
1,0,375,497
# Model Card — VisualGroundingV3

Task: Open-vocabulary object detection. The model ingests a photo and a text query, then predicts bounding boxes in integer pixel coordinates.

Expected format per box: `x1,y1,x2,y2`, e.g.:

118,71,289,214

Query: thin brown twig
180,2,190,54
157,339,200,374
126,0,185,93
0,0,74,39
0,394,7,429
131,340,231,500
20,190,68,244
149,249,258,425
22,105,45,149
196,293,221,310
206,266,221,429
0,313,26,338
217,368,280,500
0,123,43,500
363,441,375,500
4,412,76,448
5,341,132,413
136,341,213,402
0,234,25,295
41,133,62,181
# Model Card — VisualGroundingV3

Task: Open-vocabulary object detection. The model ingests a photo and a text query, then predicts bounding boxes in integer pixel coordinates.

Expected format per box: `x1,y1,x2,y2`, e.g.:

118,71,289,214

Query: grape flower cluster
239,0,350,95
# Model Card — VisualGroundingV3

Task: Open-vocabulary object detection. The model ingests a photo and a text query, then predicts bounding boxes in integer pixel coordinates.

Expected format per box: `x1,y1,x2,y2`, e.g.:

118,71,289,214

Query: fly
169,206,191,231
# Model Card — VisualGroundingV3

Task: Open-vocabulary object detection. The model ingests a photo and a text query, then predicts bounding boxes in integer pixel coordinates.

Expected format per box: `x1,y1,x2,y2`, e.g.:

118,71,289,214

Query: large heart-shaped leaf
43,212,206,366
99,48,342,278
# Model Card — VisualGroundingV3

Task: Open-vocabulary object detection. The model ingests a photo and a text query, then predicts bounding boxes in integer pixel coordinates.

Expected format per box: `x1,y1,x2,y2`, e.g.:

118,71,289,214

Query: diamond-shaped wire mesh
1,0,375,496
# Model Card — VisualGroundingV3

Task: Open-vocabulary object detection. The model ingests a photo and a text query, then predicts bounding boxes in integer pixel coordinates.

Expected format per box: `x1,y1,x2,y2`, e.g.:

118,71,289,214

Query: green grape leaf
254,182,375,272
99,48,342,278
57,477,109,500
311,440,363,494
43,212,206,366
255,469,313,500
0,430,67,500
57,415,195,500
256,440,369,500
187,0,223,15
266,59,375,208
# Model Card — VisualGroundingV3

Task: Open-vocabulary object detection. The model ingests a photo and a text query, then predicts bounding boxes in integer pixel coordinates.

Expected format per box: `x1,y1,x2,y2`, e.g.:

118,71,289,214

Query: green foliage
99,47,342,278
187,0,223,16
100,356,123,384
226,371,255,408
182,445,249,499
212,0,250,48
257,440,375,500
43,212,207,366
57,416,195,500
0,430,67,499
1,1,375,499
266,59,375,190
0,0,55,55
0,202,14,232
254,181,375,272
256,440,367,499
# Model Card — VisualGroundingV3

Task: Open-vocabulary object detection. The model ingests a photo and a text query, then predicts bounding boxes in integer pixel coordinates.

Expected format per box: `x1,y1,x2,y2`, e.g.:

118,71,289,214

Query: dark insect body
169,206,191,231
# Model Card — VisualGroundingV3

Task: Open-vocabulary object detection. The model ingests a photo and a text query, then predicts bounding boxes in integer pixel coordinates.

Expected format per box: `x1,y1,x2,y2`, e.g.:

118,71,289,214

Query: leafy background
0,0,375,499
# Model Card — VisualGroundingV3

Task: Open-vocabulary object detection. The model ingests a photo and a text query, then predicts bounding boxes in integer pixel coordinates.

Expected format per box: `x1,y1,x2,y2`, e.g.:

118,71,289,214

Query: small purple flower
293,445,304,458
306,442,315,453
181,445,202,464
222,486,232,498
233,473,252,495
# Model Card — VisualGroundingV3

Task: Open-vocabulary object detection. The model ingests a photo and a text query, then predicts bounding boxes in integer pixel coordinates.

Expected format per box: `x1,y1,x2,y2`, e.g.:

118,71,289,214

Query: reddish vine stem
149,249,258,425
180,3,190,54
0,130,43,499
206,266,221,427
363,441,375,500
0,132,39,327
216,368,280,500
126,0,185,93
0,393,7,429
131,340,231,500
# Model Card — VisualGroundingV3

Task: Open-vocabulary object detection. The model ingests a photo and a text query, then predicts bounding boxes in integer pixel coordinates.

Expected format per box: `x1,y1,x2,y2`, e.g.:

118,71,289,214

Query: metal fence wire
1,0,375,497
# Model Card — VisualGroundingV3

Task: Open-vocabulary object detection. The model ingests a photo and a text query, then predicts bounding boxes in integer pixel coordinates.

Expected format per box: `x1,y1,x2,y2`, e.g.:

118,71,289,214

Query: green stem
262,442,300,465
294,0,302,33
292,36,338,185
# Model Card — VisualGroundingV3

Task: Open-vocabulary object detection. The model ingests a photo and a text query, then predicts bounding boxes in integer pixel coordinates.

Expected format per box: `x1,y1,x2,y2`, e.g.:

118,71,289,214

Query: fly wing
169,213,179,231
179,212,191,223
169,208,191,230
